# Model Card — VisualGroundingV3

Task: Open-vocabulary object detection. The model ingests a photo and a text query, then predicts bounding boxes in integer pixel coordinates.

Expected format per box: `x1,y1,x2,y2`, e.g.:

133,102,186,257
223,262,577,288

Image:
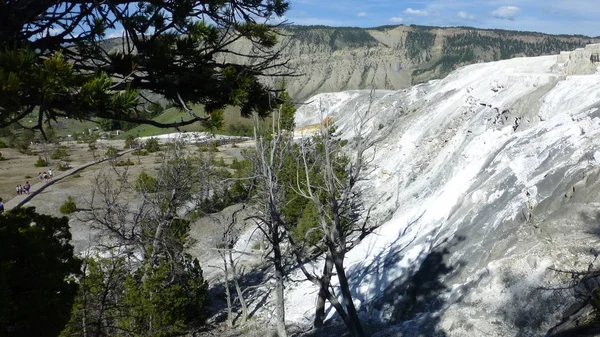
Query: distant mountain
273,25,599,102
100,25,600,103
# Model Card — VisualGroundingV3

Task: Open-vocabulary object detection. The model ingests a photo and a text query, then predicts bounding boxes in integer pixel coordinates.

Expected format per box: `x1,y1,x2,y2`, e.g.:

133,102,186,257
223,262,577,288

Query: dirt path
4,149,134,210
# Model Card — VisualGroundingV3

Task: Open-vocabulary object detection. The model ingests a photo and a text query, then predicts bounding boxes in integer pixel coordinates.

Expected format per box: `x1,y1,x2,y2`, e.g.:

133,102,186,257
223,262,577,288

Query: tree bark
273,228,287,337
222,253,233,327
314,251,334,328
333,250,365,337
229,248,248,324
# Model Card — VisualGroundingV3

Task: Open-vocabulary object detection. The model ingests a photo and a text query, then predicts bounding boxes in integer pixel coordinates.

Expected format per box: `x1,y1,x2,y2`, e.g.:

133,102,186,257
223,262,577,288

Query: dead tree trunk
314,251,334,327
228,248,248,324
221,250,233,327
273,227,287,337
290,93,399,336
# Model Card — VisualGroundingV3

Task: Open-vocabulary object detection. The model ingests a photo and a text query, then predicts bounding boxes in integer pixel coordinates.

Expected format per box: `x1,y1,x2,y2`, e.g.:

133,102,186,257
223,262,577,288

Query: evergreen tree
0,0,291,132
0,208,81,337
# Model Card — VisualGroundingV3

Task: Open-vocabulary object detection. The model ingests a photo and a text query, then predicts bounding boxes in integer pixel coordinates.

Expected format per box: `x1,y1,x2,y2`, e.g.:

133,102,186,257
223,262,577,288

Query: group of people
38,169,53,183
13,169,55,198
16,181,31,195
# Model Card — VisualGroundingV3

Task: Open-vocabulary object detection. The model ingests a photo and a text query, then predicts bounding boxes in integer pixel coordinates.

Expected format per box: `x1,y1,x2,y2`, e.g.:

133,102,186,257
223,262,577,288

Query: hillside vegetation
268,25,600,100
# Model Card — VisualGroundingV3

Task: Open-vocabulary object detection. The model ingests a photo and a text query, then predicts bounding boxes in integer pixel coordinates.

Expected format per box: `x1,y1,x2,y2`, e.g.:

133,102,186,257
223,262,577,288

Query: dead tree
291,94,399,336
248,113,292,337
82,140,214,264
215,207,249,327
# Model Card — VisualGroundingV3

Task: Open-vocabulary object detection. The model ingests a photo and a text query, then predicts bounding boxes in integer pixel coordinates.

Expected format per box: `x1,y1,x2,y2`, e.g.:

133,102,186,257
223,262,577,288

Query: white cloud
48,27,64,36
106,29,125,39
357,12,367,17
492,6,520,21
457,11,476,21
389,17,404,23
404,8,429,16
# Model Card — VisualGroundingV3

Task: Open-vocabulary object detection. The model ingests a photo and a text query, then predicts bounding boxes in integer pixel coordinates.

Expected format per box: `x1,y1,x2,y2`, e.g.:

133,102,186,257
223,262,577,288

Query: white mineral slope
287,45,600,336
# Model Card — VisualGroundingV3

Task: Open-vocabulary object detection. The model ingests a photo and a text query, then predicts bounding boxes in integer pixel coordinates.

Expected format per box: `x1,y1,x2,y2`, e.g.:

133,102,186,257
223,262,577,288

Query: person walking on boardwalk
23,181,30,194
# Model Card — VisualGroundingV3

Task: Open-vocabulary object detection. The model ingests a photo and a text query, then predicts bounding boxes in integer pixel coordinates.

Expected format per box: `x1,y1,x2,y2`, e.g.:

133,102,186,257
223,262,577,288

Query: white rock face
286,45,600,336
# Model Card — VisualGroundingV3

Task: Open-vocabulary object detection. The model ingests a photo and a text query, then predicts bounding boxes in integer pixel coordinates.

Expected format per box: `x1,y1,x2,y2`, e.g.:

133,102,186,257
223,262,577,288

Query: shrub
131,150,148,156
197,141,219,153
58,161,71,171
188,210,201,222
50,146,69,160
227,123,253,137
59,196,77,214
116,159,134,167
0,152,3,160
124,134,139,149
213,168,233,179
105,146,119,158
24,175,31,179
0,140,7,148
135,171,157,192
34,156,47,167
213,156,227,167
230,158,251,170
144,138,161,153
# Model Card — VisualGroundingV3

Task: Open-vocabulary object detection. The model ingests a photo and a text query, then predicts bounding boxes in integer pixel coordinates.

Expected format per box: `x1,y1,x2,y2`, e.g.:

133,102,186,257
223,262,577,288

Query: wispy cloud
492,6,520,21
281,0,599,36
457,11,476,21
404,8,429,16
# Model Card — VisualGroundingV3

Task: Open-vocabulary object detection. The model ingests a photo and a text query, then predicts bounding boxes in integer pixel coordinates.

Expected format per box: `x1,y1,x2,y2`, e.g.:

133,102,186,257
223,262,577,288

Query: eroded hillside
252,25,599,101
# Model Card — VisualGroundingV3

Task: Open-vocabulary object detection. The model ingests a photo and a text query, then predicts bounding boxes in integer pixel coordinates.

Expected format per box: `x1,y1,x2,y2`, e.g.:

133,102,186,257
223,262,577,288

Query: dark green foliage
201,109,224,135
105,146,119,158
276,127,351,248
50,146,69,160
119,259,208,337
144,138,161,153
276,84,296,131
0,207,81,337
427,31,588,74
135,171,158,193
115,159,135,167
131,149,148,156
60,196,77,214
34,156,48,167
62,256,208,337
197,142,219,152
288,26,379,50
124,134,138,149
60,257,128,337
227,123,254,137
0,1,290,131
9,129,33,153
0,140,7,148
405,30,436,62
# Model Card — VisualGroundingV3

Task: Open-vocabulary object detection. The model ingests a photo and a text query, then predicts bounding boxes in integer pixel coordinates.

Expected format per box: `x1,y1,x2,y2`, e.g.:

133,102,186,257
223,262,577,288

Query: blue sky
279,0,600,36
